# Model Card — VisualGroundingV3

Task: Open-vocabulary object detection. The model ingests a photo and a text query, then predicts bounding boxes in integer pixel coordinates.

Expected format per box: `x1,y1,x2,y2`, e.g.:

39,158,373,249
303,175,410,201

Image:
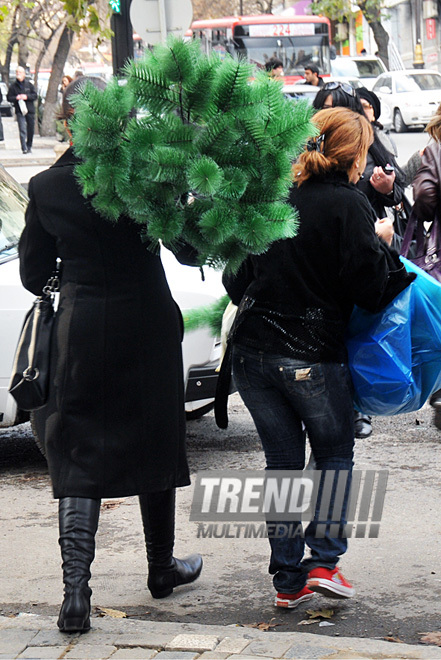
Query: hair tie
306,134,325,152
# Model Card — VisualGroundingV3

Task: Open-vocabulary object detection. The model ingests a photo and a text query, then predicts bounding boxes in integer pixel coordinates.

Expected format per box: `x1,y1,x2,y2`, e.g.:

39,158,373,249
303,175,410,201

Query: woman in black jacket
18,77,202,633
224,108,414,609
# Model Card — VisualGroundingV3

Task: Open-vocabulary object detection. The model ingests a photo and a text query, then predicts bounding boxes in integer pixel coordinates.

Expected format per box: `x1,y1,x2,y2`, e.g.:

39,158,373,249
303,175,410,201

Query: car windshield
354,60,385,77
0,167,28,263
331,58,384,78
395,73,441,92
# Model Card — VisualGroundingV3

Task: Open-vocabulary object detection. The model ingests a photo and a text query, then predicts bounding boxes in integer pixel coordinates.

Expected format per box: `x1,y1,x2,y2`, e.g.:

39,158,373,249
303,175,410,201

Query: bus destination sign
249,23,315,37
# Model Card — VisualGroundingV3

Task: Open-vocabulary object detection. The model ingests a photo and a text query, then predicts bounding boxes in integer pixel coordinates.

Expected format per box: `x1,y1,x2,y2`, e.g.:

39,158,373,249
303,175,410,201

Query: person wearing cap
304,64,324,87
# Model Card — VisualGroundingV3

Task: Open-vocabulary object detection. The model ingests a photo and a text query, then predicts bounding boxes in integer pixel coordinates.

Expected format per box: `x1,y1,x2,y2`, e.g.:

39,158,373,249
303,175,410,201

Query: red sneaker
307,567,355,599
274,585,315,608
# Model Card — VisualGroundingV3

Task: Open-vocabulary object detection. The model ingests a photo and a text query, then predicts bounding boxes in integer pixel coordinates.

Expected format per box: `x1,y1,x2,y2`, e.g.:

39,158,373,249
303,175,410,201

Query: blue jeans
232,344,354,594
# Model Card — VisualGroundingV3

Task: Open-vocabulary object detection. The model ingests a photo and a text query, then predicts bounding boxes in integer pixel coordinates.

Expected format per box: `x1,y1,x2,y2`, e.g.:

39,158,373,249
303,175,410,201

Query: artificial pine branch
71,36,316,271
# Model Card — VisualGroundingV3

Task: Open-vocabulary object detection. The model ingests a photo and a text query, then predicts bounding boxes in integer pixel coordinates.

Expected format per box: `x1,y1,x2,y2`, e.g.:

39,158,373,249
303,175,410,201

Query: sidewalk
0,116,64,168
1,614,441,660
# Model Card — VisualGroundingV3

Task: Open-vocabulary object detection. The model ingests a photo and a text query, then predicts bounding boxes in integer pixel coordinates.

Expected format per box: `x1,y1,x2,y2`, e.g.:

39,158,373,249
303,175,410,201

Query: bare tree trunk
40,24,74,137
17,5,32,68
358,1,390,68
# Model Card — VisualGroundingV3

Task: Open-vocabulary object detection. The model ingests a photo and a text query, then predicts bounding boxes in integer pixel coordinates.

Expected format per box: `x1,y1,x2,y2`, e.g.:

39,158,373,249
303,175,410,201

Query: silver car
373,70,441,132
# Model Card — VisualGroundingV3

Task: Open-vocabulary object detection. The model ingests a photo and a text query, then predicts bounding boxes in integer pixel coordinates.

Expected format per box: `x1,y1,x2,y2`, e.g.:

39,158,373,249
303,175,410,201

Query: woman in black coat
19,77,202,633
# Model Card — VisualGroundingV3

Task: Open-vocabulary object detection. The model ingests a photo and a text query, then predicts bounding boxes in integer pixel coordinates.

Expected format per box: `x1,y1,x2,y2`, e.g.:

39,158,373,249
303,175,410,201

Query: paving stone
64,644,117,659
232,656,276,660
153,653,199,660
284,644,337,659
17,646,69,659
29,629,80,646
242,639,292,657
216,637,251,654
115,632,174,648
197,654,232,659
165,634,219,652
0,630,39,656
112,649,158,659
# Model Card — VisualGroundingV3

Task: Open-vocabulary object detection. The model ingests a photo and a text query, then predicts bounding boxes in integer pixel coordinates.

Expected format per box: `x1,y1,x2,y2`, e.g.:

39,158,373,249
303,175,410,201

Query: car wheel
30,411,46,457
393,109,407,133
186,401,214,420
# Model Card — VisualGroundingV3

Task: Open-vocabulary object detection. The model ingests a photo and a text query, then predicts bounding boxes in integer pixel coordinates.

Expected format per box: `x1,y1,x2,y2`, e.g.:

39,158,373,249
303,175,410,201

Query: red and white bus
190,14,332,84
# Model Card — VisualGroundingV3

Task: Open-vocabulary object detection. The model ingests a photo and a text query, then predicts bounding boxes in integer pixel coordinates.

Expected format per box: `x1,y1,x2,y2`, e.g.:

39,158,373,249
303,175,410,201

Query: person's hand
370,166,395,195
375,217,394,245
16,94,25,100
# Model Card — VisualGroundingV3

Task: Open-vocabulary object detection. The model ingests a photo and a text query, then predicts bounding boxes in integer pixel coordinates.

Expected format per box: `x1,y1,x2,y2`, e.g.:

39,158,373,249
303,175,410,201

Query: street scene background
0,110,440,644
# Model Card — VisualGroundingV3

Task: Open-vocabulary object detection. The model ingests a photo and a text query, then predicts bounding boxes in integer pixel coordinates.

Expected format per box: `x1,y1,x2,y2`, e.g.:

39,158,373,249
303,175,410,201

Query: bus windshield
231,32,330,77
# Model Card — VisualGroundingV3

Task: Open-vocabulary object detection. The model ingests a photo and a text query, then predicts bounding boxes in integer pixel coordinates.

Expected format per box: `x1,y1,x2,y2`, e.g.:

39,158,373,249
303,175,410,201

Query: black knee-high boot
139,489,203,599
57,497,100,632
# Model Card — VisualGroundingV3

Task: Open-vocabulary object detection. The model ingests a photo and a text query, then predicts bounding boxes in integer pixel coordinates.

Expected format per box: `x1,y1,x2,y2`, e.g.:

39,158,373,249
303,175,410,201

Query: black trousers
17,112,34,151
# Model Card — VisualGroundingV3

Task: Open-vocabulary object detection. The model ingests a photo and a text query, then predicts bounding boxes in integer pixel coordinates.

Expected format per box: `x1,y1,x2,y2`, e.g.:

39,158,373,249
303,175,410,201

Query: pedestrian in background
18,76,202,634
303,64,324,87
61,74,73,91
0,85,5,145
7,66,37,154
314,82,402,440
265,58,284,79
223,108,414,609
411,103,441,429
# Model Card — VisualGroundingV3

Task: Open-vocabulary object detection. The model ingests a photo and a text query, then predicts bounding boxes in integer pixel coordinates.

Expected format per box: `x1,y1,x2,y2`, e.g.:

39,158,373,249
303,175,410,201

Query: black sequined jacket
223,171,415,364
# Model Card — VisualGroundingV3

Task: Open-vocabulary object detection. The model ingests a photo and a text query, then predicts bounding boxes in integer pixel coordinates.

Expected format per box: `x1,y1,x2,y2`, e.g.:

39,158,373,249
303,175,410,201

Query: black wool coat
19,148,191,499
7,79,37,115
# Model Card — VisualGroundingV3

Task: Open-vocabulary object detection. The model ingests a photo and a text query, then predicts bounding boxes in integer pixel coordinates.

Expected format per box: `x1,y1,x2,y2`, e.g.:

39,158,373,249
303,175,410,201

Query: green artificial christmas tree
70,37,316,271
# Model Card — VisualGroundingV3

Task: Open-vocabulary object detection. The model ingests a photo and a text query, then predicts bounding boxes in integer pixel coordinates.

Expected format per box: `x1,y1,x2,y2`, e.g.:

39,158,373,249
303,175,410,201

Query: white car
0,165,225,429
331,56,387,90
372,69,441,132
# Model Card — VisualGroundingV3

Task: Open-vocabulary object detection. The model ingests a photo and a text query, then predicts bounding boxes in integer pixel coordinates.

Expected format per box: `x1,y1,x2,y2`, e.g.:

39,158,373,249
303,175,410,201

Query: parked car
372,69,441,132
0,82,13,117
283,82,319,103
331,56,387,90
0,165,225,429
284,79,392,131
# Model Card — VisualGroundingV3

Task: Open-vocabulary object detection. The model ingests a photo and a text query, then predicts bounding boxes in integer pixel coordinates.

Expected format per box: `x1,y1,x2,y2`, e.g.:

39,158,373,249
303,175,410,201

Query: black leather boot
57,497,100,633
139,489,203,599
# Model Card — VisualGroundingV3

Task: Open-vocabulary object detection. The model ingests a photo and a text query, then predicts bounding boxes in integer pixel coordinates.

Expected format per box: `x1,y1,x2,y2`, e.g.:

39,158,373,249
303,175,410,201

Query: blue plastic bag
346,257,441,415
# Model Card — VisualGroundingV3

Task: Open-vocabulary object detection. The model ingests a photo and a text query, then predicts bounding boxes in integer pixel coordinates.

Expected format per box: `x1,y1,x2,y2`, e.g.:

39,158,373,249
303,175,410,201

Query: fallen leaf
243,618,281,631
298,618,320,625
384,636,404,643
420,632,441,646
305,608,334,619
97,607,127,619
101,499,126,510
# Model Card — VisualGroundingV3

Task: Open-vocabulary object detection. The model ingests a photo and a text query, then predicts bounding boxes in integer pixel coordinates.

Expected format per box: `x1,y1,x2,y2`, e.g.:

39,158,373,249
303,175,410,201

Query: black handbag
8,268,60,411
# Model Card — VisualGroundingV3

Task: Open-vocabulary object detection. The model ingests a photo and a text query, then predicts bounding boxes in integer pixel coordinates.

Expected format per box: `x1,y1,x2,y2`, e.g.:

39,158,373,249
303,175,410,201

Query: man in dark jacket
7,66,37,154
304,64,324,87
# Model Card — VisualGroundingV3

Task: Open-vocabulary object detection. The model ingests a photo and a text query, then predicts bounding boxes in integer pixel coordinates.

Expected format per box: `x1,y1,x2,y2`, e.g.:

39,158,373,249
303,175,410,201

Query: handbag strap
400,209,425,257
42,260,61,297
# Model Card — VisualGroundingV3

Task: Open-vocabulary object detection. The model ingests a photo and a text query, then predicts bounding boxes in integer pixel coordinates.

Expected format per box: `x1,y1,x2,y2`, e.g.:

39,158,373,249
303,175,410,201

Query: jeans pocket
282,363,325,398
232,352,252,391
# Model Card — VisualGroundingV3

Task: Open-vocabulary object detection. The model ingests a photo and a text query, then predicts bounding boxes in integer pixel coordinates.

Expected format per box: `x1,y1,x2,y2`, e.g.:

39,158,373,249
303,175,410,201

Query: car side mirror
378,85,391,94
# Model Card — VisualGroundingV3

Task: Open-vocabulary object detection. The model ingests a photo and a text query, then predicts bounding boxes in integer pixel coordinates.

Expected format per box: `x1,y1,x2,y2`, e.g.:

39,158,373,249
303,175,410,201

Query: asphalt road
1,396,440,646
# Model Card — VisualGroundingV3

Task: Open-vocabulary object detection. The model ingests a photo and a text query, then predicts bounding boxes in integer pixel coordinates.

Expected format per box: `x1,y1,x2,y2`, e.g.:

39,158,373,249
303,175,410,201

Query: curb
1,615,441,659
